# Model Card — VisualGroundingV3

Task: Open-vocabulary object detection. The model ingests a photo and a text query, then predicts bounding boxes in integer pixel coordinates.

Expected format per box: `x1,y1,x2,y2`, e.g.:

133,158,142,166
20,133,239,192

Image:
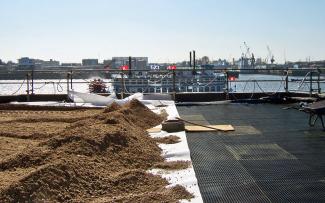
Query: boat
112,69,227,93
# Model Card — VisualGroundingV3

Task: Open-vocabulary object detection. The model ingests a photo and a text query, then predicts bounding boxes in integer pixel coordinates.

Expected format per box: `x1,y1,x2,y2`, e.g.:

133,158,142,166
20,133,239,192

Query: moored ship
112,67,227,94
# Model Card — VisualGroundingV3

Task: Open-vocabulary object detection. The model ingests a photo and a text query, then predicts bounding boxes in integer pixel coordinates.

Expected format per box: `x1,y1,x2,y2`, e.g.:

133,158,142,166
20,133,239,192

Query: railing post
70,70,73,90
310,71,313,97
285,69,289,93
225,70,229,100
26,73,30,102
66,72,70,97
317,69,321,94
31,68,34,95
121,70,125,99
172,69,176,101
128,56,132,76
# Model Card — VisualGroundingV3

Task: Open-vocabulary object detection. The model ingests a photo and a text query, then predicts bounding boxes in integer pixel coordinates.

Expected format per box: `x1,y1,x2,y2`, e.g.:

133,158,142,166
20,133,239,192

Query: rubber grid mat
178,104,325,203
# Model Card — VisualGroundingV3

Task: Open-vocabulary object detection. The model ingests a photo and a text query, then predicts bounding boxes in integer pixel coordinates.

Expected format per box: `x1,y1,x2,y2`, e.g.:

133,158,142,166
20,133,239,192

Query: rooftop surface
177,103,325,202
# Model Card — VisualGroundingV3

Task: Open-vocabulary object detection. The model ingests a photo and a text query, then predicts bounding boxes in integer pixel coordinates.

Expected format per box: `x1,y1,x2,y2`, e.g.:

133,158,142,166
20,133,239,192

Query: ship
111,68,227,94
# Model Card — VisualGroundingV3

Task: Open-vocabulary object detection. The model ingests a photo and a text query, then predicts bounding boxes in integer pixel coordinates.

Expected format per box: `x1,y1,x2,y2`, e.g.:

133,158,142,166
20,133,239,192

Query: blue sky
0,0,324,63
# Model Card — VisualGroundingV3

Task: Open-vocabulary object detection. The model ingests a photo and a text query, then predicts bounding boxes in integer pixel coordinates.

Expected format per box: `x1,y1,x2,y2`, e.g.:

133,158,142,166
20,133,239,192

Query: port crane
240,42,255,67
243,42,251,58
266,45,275,64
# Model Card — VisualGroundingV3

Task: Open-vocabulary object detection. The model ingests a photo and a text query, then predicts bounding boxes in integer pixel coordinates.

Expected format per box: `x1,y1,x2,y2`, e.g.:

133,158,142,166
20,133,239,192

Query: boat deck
177,103,325,202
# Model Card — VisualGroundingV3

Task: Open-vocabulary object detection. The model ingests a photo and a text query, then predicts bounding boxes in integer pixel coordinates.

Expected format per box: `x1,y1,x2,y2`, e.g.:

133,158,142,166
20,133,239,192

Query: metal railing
0,67,324,100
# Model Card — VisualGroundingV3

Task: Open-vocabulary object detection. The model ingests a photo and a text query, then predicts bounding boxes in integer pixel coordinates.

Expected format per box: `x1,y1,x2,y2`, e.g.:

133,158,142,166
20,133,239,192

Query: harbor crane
243,42,251,58
241,42,255,67
267,45,275,64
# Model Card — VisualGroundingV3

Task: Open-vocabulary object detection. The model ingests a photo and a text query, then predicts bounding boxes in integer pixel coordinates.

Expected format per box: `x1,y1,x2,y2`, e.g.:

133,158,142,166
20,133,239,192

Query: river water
0,74,324,95
230,74,325,93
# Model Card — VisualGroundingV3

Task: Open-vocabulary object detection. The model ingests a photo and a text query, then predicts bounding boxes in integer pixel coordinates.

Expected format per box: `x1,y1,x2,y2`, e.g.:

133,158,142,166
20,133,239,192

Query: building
82,59,98,66
111,57,148,70
212,59,230,67
103,59,112,66
42,59,60,67
18,57,35,67
61,63,82,67
201,56,210,65
18,57,60,68
7,61,15,66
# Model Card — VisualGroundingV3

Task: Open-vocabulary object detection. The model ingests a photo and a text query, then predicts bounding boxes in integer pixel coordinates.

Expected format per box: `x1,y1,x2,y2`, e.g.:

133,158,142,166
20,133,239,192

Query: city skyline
1,0,325,63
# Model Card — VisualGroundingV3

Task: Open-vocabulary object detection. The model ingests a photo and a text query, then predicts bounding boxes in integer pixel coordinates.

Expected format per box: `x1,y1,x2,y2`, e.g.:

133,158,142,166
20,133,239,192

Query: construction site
0,63,325,203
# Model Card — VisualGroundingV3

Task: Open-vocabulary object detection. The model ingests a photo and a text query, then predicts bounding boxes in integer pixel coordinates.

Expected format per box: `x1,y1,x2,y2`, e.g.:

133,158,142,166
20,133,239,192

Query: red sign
167,65,176,70
120,65,129,70
229,76,236,81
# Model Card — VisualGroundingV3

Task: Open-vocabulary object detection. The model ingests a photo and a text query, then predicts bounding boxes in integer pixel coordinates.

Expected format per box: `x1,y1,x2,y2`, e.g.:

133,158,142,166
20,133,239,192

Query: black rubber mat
178,104,325,203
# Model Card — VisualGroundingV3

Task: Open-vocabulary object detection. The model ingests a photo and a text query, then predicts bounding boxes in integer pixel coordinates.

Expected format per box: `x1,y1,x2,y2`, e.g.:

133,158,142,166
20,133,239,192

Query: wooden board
147,125,235,133
185,125,234,132
146,127,161,133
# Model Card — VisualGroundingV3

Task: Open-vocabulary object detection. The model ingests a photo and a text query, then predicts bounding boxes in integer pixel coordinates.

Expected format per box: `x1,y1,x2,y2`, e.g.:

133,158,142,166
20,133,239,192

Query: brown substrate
0,122,70,139
0,100,193,202
0,104,102,111
153,161,191,170
0,109,102,139
0,137,38,160
94,184,193,203
154,135,181,144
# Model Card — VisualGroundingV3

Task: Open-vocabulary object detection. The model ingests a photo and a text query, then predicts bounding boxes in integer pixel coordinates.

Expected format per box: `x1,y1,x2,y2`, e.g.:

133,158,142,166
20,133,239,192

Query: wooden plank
185,125,234,132
146,127,161,133
148,125,235,133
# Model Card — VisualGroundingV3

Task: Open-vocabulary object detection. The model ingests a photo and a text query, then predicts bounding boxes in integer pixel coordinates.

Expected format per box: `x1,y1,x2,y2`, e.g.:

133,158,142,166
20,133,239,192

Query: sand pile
98,100,164,129
0,99,192,202
0,108,102,140
154,135,181,144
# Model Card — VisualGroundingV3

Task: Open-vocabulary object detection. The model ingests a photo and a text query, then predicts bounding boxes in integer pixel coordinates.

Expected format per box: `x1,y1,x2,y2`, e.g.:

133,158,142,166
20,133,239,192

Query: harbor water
230,74,325,93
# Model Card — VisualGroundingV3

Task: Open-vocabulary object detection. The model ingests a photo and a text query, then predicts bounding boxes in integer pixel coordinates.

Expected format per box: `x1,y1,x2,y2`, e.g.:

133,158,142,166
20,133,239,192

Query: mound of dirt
103,102,121,113
0,147,51,170
0,109,102,140
0,104,101,111
98,99,163,129
153,161,191,170
2,162,170,202
154,135,181,144
0,99,192,202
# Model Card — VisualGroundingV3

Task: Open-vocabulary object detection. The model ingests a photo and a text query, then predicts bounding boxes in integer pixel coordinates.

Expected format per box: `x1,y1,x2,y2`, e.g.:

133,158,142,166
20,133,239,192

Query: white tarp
68,91,116,106
68,91,156,106
68,91,145,105
149,101,203,203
